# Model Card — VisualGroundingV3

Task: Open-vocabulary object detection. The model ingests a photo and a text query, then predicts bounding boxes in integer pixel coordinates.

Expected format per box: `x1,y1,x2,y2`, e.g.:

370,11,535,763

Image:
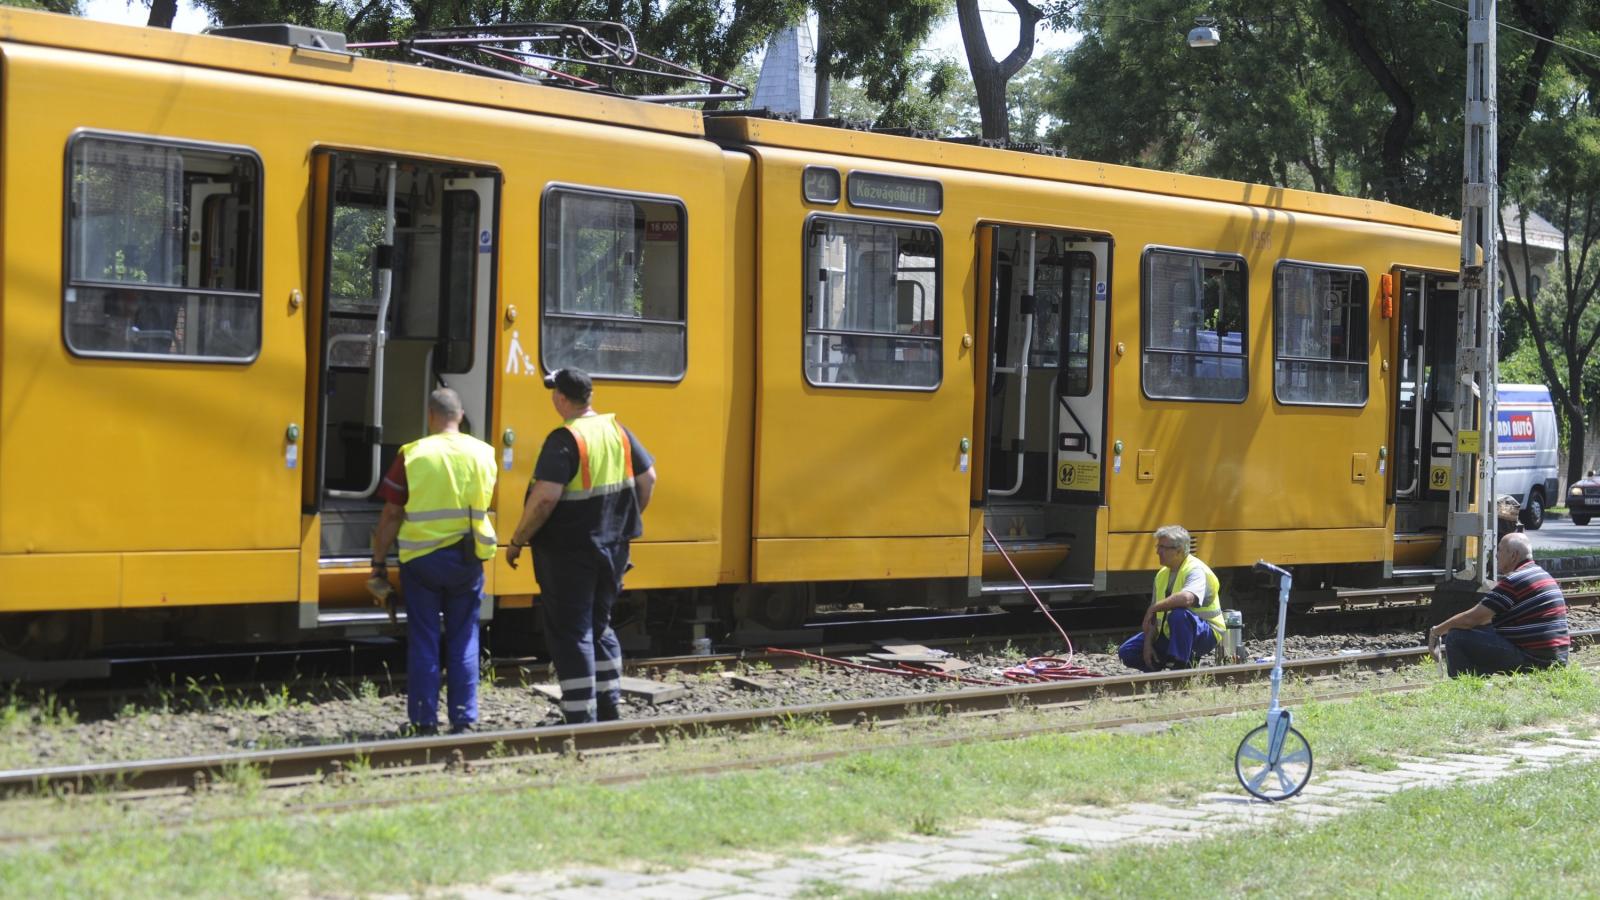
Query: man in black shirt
507,368,656,723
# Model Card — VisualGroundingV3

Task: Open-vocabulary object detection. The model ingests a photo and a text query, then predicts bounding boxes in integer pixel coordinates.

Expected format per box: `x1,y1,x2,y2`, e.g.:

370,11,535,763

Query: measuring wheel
1234,721,1314,801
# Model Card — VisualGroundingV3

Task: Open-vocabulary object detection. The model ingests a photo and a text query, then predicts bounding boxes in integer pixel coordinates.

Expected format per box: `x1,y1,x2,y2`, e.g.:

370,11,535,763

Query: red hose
983,527,1100,680
1001,656,1100,682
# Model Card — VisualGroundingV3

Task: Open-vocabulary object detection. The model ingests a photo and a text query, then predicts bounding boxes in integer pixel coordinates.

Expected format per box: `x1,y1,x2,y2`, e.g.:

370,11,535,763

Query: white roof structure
751,23,816,120
1501,204,1565,253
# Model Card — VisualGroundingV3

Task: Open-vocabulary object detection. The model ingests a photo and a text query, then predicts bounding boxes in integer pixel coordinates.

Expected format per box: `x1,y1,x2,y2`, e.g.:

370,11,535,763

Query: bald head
1497,531,1533,568
428,388,464,431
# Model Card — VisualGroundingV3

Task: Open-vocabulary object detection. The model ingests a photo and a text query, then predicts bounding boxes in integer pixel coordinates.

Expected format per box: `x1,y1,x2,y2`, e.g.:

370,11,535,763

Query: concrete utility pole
1445,0,1499,583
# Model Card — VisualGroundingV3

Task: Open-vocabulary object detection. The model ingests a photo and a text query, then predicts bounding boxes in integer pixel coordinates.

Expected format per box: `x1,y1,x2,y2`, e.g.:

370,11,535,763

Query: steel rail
10,631,1594,797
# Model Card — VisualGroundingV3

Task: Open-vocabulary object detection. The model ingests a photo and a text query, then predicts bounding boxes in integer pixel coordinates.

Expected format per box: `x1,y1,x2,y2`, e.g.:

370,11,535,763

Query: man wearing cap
371,387,499,735
507,368,657,724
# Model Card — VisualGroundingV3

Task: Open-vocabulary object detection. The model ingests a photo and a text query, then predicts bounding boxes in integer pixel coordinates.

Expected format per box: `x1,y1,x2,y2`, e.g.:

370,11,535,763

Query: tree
954,0,1043,142
1005,52,1063,144
829,55,978,133
810,0,946,119
1047,0,1583,215
1500,61,1600,483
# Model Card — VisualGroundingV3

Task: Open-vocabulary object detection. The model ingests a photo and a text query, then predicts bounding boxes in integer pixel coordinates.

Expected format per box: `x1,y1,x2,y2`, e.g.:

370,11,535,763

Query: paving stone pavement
437,727,1600,899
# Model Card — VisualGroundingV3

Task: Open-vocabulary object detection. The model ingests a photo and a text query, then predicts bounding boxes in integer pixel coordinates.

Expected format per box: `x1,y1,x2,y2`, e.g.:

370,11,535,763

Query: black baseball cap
544,367,593,403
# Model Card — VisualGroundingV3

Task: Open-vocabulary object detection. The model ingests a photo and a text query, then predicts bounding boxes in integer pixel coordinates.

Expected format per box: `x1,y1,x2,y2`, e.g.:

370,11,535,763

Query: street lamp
1187,17,1220,48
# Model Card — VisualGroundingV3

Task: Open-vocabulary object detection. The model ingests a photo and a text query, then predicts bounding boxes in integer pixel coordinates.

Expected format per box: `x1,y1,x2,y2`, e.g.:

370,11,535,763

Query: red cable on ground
1000,656,1100,682
984,526,1102,680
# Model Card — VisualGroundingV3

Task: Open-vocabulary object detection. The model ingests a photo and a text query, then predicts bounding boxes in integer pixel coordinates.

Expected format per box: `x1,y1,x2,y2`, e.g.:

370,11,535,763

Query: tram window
64,135,261,362
1061,252,1095,396
804,216,940,390
1273,263,1368,406
541,187,686,380
1141,249,1247,402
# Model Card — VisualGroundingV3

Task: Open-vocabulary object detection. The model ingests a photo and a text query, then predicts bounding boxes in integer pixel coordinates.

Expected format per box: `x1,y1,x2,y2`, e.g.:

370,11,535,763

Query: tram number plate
1429,465,1452,490
1057,460,1100,491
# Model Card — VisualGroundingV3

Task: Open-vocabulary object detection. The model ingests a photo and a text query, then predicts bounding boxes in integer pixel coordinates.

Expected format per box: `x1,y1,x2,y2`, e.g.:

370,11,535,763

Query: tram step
316,609,407,627
1391,566,1448,578
980,581,1094,597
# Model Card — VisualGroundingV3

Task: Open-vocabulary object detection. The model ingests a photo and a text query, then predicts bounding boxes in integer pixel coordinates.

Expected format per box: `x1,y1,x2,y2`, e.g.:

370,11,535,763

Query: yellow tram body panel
0,10,735,614
0,8,1474,626
711,116,1458,581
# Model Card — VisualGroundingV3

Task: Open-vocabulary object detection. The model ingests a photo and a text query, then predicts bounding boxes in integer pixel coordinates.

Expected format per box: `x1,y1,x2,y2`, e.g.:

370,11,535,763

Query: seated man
1119,525,1225,671
1429,532,1569,677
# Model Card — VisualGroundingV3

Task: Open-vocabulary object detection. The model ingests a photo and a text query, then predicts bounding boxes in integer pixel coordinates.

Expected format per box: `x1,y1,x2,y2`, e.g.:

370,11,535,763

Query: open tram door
301,150,502,629
1387,267,1463,576
973,225,1111,603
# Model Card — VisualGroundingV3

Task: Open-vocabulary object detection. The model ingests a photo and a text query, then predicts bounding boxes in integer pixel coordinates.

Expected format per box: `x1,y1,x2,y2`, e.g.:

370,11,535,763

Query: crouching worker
1119,525,1225,672
1428,532,1569,677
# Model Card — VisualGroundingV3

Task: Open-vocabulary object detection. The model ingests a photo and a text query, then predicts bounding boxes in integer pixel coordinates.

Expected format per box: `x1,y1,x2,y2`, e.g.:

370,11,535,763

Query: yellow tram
0,8,1465,658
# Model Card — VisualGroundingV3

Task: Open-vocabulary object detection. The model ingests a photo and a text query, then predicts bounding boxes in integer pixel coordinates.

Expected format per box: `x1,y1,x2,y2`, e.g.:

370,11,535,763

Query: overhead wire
1418,0,1600,64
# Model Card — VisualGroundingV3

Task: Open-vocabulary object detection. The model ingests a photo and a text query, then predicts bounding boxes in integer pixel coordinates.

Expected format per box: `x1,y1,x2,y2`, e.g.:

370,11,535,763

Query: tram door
304,150,501,615
977,225,1110,592
1390,268,1460,571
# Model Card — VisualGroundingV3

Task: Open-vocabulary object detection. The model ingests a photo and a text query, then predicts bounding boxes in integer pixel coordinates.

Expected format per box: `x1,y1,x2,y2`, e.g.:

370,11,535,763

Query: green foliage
1498,50,1600,475
1,0,81,14
830,55,978,133
1046,1,1586,215
813,0,948,118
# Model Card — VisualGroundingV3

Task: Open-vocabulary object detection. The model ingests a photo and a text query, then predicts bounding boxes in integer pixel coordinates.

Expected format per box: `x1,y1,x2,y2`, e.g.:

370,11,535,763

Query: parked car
1568,471,1600,526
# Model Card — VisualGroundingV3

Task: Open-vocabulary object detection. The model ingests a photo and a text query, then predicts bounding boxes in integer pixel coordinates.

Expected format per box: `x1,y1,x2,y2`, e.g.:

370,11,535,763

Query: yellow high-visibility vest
396,431,498,563
1154,554,1225,640
560,413,635,501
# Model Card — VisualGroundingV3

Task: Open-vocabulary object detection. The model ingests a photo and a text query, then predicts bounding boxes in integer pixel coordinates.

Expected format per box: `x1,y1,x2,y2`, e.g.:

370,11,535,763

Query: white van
1496,384,1560,529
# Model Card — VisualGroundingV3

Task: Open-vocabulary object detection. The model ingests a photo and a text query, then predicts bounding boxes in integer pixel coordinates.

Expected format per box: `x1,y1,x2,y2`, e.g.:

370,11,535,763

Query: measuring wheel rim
1234,724,1313,801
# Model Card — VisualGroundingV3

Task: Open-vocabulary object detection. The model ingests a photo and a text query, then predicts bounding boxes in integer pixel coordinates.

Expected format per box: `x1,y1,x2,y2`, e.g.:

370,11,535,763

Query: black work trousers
533,543,627,724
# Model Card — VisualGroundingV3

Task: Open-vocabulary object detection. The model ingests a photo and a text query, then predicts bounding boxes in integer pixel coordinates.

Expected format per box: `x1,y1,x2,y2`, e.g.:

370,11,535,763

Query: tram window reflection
64,134,261,362
541,187,686,381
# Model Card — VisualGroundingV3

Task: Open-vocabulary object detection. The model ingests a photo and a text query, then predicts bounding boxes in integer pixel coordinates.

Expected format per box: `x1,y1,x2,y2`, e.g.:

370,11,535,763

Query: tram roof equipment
348,21,748,105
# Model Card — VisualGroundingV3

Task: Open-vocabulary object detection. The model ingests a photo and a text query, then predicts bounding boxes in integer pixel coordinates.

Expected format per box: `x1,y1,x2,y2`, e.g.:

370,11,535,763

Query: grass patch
899,753,1600,898
0,667,1594,898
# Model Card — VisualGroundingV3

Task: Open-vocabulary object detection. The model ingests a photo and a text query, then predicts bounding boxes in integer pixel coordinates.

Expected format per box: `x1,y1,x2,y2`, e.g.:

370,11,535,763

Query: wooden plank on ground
619,676,688,704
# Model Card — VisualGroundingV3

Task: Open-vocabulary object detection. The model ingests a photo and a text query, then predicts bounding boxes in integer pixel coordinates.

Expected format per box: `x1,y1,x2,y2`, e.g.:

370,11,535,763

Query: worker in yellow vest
1118,524,1226,671
371,388,498,735
506,368,657,724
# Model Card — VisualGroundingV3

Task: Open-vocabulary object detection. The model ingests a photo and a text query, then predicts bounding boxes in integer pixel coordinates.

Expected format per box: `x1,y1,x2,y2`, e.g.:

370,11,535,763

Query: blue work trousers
533,544,626,724
1444,626,1566,678
400,540,483,728
1119,608,1218,672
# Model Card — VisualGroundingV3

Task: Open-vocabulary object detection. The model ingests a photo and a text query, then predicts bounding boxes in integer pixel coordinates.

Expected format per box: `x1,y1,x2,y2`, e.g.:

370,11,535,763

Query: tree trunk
1566,361,1589,485
955,0,1043,143
146,0,177,29
1572,412,1590,485
813,13,833,119
1321,0,1414,203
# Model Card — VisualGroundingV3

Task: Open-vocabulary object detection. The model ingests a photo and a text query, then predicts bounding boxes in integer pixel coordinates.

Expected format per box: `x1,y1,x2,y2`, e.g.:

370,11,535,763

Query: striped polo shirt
1482,560,1570,659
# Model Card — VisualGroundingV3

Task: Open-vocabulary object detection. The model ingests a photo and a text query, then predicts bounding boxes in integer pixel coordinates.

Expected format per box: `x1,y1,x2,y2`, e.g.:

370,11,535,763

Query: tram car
0,8,1466,663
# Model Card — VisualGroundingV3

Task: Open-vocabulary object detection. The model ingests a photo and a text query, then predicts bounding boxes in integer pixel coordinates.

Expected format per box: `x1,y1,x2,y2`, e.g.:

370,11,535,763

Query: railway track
7,627,1595,798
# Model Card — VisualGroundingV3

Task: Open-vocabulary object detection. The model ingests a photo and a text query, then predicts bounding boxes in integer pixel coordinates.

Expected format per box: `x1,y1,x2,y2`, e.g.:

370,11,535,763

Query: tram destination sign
847,172,942,215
